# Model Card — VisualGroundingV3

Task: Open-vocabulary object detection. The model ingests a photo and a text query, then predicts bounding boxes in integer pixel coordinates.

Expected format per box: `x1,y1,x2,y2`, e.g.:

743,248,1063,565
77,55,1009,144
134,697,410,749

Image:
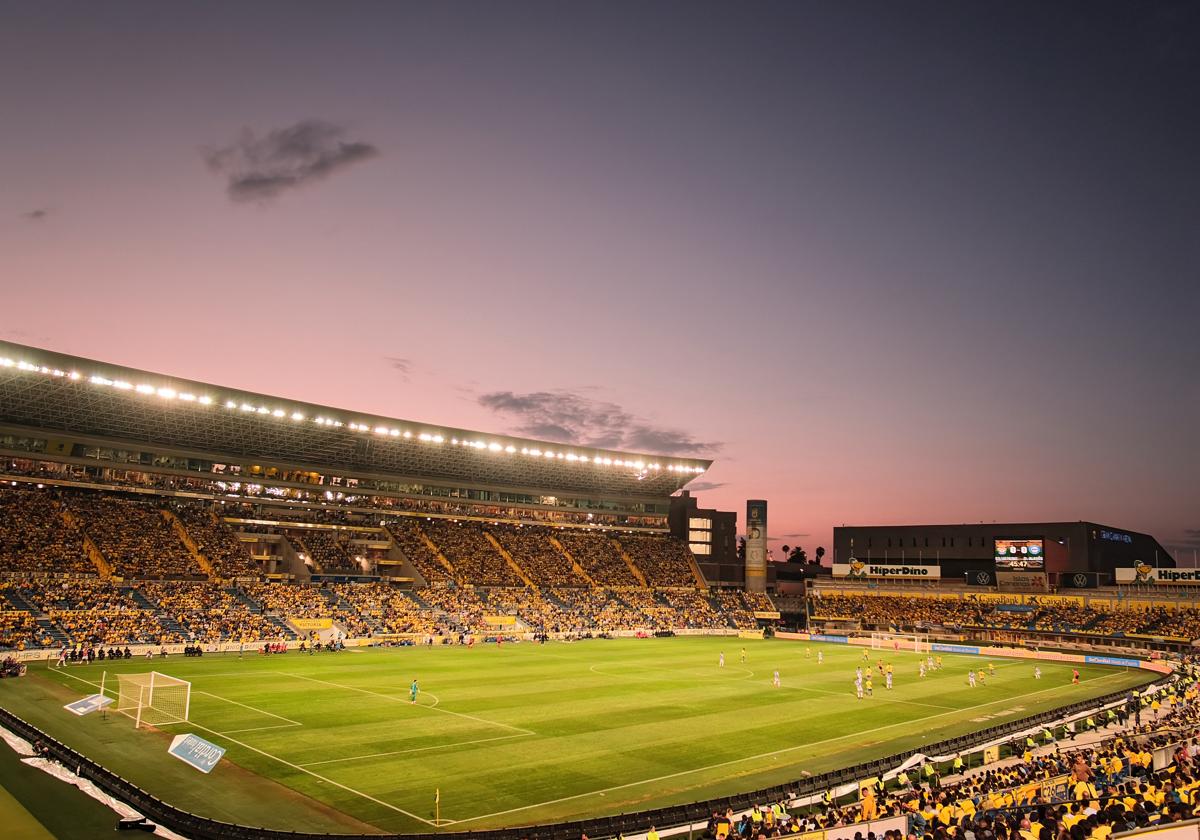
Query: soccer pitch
3,637,1153,834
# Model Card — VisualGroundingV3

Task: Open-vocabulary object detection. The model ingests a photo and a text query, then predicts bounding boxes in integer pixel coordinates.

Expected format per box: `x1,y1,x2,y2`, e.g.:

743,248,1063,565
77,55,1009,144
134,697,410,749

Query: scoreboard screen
994,537,1045,570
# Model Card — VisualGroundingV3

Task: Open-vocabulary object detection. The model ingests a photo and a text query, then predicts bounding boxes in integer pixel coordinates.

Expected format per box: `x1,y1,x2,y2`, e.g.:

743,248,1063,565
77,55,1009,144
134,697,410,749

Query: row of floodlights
0,357,706,474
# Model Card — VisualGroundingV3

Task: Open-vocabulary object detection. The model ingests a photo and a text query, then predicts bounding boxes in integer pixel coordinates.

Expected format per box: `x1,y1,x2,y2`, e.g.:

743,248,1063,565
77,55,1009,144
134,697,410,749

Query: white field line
277,671,535,735
299,732,535,768
222,723,304,734
450,669,1134,826
192,690,301,725
51,670,438,826
586,660,957,711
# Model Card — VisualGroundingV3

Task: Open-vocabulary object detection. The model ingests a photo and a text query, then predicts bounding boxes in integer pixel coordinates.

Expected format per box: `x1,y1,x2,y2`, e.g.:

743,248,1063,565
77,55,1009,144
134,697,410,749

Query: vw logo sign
1073,573,1089,588
975,572,991,585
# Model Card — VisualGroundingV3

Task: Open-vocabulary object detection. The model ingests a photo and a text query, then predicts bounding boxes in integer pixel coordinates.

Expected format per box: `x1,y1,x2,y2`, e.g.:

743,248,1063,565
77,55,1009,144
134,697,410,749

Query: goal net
115,672,191,729
870,632,931,653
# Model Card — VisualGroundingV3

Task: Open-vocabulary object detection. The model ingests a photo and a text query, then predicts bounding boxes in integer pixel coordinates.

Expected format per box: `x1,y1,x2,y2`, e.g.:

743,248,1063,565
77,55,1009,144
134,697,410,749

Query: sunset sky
3,2,1197,559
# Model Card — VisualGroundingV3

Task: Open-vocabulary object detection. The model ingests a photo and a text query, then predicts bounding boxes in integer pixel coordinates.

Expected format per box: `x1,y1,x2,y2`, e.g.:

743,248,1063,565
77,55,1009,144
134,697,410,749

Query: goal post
115,672,191,729
869,632,931,654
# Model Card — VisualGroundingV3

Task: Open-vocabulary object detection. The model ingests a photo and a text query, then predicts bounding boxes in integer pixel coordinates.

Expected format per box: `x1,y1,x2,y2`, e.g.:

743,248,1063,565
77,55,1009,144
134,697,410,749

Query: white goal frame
869,632,931,654
115,672,191,729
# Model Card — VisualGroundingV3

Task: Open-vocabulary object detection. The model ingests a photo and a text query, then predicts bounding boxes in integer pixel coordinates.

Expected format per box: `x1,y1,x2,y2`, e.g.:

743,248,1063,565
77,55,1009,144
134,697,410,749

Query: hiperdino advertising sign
1116,565,1200,585
833,560,941,579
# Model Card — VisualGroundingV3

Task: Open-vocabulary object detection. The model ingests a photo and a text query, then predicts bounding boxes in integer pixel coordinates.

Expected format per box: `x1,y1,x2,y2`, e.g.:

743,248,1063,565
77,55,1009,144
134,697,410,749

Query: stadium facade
0,340,711,536
833,521,1175,587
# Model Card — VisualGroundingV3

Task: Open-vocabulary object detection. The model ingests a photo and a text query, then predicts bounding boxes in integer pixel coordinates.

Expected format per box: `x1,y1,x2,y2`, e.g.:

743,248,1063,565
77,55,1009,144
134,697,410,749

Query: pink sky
2,4,1196,559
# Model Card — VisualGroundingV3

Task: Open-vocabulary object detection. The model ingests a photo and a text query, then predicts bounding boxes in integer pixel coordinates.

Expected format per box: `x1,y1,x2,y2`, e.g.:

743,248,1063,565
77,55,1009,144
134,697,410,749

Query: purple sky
2,3,1197,559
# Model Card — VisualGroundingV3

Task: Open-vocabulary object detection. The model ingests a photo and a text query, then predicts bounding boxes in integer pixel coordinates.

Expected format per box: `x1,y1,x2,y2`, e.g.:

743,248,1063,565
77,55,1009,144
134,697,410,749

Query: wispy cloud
20,209,50,221
1169,529,1200,550
685,481,727,493
385,356,414,382
204,120,379,202
477,389,720,456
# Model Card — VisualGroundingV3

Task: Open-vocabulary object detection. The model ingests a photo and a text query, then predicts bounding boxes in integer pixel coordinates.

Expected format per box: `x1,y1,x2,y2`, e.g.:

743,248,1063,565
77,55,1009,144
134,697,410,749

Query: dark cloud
21,209,50,221
477,390,720,456
781,532,810,538
685,481,727,493
204,120,379,202
385,356,413,381
1170,529,1200,549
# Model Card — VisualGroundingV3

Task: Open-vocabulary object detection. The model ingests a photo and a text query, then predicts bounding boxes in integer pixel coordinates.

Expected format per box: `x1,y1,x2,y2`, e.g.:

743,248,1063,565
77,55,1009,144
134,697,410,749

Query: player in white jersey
968,670,976,687
55,646,67,668
856,666,863,680
1034,666,1042,679
919,661,927,678
773,670,781,688
719,652,725,668
855,675,864,699
885,671,893,690
817,650,824,664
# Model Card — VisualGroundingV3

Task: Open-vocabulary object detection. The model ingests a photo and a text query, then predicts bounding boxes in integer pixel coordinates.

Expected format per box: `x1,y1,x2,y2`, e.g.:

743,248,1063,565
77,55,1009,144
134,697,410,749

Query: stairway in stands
230,587,266,612
161,509,215,578
2,587,34,611
37,618,71,647
125,587,158,610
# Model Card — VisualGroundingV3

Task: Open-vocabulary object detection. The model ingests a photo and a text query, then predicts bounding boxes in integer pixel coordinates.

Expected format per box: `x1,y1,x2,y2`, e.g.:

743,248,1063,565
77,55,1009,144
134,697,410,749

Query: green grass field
0,637,1153,834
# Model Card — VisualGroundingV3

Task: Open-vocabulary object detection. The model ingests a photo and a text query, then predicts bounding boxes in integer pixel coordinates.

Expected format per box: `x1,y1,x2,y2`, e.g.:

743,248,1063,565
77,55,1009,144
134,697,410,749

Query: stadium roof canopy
0,341,712,500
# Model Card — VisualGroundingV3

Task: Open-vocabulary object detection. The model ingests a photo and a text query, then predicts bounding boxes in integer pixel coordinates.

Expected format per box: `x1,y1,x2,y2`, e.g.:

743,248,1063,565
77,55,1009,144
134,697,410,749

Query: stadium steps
125,587,158,610
402,589,432,609
547,536,596,586
266,616,298,639
412,522,458,580
161,509,215,579
482,531,535,587
608,537,649,587
230,587,265,612
2,588,35,611
35,617,70,647
684,549,708,590
59,506,113,578
293,537,325,574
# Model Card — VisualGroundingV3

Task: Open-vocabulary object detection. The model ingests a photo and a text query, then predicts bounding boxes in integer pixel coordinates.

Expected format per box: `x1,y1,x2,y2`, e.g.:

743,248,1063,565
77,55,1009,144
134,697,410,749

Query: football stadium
0,341,1193,840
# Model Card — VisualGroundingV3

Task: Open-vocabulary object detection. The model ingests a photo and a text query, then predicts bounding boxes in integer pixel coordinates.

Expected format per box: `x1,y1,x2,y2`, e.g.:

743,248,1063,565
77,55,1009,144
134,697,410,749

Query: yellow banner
983,746,1000,764
1029,594,1084,606
967,593,1025,604
289,617,333,630
738,629,765,639
484,615,516,626
753,611,781,619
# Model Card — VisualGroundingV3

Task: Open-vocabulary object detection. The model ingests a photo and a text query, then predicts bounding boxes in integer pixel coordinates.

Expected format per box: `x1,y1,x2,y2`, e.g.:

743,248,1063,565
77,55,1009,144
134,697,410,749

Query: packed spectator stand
808,593,1200,641
0,483,771,651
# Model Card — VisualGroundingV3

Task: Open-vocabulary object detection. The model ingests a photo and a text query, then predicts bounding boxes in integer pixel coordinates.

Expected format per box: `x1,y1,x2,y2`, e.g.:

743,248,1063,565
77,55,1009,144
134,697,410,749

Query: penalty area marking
49,669,442,826
587,662,756,681
298,731,535,768
277,671,534,735
449,669,1136,826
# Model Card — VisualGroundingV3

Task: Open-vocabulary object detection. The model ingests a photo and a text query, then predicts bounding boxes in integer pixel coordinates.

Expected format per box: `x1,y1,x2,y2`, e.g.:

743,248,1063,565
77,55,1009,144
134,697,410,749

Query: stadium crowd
424,519,526,586
809,594,1200,640
67,494,200,578
705,670,1200,840
557,531,641,586
0,487,92,573
172,506,260,577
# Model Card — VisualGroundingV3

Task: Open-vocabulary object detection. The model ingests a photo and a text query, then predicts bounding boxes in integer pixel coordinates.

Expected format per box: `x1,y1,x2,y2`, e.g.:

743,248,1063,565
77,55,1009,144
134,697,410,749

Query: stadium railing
0,670,1170,840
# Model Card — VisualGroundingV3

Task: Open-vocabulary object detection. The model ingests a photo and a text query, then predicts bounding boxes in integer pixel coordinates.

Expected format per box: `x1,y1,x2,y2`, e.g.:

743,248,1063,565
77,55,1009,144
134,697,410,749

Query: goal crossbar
115,672,191,729
869,632,931,654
